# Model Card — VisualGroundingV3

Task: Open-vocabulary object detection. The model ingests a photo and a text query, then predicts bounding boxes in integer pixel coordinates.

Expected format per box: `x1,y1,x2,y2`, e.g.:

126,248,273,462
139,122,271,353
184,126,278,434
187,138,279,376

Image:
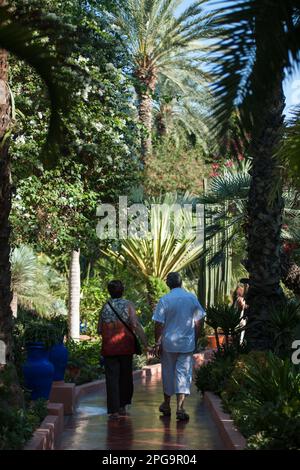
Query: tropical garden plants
209,0,300,349
104,192,204,310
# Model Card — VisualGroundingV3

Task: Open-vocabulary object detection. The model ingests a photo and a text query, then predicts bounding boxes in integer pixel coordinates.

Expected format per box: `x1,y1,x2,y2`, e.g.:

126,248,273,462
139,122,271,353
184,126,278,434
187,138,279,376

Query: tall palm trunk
0,45,13,362
245,76,285,350
68,249,81,339
138,90,153,160
135,63,157,161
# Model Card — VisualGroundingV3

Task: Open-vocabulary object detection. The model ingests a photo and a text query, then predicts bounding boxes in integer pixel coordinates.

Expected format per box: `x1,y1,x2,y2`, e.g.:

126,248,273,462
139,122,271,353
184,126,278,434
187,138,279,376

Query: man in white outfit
152,272,205,421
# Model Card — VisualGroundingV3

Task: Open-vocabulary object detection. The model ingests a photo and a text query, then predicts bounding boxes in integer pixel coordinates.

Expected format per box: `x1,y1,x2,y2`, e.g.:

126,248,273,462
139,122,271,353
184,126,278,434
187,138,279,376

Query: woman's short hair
107,280,124,298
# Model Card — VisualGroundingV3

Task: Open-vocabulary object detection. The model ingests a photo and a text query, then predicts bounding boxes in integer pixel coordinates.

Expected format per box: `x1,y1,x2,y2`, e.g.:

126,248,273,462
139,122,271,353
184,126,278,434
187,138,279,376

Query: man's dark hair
166,272,182,289
107,280,124,298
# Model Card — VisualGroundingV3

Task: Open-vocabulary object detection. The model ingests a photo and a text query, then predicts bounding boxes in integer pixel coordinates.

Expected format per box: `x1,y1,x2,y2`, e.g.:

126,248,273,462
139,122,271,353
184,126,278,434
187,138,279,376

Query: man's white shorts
161,351,194,396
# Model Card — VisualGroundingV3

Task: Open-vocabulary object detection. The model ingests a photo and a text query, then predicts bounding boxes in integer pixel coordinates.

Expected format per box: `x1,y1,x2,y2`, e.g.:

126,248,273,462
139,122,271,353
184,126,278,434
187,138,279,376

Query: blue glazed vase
23,342,54,400
49,340,68,381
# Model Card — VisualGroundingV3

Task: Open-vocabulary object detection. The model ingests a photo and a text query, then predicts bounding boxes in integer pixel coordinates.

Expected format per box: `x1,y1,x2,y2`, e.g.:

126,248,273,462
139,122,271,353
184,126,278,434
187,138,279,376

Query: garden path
59,374,224,450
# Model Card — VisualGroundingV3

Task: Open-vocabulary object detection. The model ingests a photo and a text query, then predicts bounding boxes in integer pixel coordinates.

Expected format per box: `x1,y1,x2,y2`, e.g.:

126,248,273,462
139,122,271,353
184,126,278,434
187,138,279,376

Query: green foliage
81,277,107,336
265,300,300,358
14,311,68,355
11,245,67,316
0,365,47,450
205,303,244,347
10,0,141,264
222,352,300,450
209,0,300,146
144,138,209,195
80,258,151,336
65,339,103,385
133,354,147,371
115,0,215,92
146,277,169,305
0,2,76,163
280,106,300,188
195,345,241,395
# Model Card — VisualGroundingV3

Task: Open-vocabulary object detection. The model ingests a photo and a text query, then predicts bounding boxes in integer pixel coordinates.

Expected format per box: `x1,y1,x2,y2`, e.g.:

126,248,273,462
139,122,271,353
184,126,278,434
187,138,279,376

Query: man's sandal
176,409,190,421
159,403,171,416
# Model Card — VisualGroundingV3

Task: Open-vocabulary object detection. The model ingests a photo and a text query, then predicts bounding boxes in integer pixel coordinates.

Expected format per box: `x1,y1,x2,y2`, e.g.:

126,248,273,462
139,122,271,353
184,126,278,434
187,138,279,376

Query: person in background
152,272,205,421
232,280,249,344
98,280,150,419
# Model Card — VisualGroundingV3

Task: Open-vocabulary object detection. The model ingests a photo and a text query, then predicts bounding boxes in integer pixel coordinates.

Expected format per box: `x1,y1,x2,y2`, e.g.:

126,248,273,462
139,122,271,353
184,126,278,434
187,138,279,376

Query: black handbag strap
107,300,136,338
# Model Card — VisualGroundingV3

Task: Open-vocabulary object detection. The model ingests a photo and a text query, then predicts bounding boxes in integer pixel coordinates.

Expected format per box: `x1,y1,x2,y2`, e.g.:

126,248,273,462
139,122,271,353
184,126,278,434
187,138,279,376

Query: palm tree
115,0,214,159
209,0,300,349
68,249,81,339
153,76,212,150
10,245,66,317
0,4,73,364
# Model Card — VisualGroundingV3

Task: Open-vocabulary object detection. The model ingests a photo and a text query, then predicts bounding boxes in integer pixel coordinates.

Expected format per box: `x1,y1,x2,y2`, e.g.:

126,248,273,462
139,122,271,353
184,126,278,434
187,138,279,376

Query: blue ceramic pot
23,342,54,400
49,340,68,381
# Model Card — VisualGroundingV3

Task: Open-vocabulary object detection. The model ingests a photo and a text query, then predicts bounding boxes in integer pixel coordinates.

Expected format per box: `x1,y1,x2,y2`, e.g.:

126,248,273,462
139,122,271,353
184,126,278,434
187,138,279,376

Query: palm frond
208,0,300,141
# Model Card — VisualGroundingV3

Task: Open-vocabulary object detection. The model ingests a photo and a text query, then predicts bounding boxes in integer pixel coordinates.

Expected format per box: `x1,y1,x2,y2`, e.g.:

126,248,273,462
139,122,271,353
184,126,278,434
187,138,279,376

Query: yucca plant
103,193,204,308
115,0,214,158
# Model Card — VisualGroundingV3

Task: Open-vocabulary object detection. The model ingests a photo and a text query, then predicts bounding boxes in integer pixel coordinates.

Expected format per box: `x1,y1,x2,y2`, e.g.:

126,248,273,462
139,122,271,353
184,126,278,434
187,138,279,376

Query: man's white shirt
152,287,205,353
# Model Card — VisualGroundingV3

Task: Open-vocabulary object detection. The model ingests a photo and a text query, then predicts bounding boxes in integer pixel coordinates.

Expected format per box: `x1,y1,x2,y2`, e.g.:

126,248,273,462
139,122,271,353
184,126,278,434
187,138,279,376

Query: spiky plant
115,0,214,159
103,193,204,307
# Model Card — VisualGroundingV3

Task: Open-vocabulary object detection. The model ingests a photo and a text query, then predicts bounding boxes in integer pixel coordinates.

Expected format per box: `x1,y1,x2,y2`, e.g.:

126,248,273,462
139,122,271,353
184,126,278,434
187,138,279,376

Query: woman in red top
98,280,149,418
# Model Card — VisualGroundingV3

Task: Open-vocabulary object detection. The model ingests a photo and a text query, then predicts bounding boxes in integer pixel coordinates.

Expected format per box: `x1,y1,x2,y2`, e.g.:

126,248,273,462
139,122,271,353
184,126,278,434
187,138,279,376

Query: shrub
0,366,47,450
223,352,300,449
65,339,104,385
195,345,241,395
266,300,300,358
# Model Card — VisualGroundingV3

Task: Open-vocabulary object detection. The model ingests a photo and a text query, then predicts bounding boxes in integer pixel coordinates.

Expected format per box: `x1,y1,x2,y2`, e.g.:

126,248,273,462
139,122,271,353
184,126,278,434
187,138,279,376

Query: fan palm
0,3,74,364
10,245,66,318
103,193,204,308
115,0,214,159
199,161,300,301
208,0,300,349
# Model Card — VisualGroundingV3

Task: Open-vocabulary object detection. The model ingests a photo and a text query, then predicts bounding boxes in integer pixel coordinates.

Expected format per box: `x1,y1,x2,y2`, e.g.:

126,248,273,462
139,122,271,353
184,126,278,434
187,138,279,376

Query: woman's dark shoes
108,412,120,419
118,407,127,416
159,402,171,416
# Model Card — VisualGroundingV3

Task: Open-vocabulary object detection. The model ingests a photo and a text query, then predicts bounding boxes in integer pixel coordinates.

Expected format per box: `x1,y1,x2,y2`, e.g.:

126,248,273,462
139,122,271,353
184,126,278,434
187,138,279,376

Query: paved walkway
59,375,224,450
